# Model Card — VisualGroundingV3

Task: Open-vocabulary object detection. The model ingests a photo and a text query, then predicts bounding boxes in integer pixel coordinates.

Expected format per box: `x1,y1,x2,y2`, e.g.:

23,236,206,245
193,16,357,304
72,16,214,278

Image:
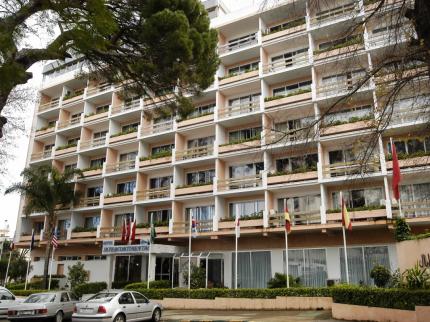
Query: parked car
8,291,79,322
72,290,163,322
0,286,19,319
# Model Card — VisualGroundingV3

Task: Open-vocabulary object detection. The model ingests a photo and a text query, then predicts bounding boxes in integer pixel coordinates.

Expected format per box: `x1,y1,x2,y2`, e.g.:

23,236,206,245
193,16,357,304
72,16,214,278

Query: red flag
391,142,401,200
121,219,126,243
125,219,131,243
130,221,136,243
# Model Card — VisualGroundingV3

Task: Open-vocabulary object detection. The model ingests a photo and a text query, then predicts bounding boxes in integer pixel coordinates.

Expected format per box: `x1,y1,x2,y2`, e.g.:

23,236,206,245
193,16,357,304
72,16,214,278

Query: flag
121,219,126,243
191,217,197,238
342,196,352,231
284,206,291,234
125,218,131,243
10,240,14,251
150,223,157,243
391,141,401,200
30,229,35,250
130,221,136,243
235,216,240,238
51,228,59,249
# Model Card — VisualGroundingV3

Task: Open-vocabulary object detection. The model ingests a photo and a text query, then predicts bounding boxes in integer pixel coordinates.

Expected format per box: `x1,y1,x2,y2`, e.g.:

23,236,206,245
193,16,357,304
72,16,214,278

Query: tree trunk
42,212,56,289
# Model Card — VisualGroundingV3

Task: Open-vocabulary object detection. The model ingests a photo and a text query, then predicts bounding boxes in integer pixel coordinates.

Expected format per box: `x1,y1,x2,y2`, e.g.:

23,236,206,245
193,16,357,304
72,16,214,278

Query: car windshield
24,294,55,303
86,293,117,303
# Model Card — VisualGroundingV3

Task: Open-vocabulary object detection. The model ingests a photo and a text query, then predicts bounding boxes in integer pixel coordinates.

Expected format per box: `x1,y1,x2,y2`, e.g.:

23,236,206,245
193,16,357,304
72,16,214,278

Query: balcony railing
111,99,140,114
105,160,135,173
39,100,60,112
172,219,213,234
80,137,106,150
263,53,309,74
393,200,430,218
317,75,369,97
269,210,321,227
323,159,380,178
77,196,100,208
218,34,258,55
389,104,429,126
218,174,263,191
99,226,122,238
57,117,81,129
86,83,111,96
266,127,314,144
141,120,174,136
136,187,170,201
175,145,214,161
219,101,260,119
311,2,360,26
31,150,52,161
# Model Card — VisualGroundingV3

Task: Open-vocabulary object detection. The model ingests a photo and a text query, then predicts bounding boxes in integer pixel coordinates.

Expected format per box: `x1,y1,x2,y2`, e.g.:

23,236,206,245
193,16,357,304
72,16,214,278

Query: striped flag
130,221,136,243
51,228,59,249
342,196,352,231
284,206,291,234
235,216,240,238
391,140,401,200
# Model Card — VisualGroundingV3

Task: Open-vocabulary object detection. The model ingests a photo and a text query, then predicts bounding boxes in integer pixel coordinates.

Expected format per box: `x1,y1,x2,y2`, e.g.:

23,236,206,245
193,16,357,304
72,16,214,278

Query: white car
0,286,18,319
72,290,163,322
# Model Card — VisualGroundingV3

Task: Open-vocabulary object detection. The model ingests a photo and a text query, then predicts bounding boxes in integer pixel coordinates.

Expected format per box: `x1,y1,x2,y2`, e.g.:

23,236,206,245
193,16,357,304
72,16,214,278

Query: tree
370,265,391,287
0,0,218,137
5,165,82,288
67,261,89,289
182,264,205,289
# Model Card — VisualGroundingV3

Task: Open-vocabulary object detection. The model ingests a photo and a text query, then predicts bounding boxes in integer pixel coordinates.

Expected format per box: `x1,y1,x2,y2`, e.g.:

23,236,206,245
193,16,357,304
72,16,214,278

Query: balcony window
277,195,321,213
187,136,215,149
84,216,100,228
324,105,372,125
271,48,308,66
332,188,384,210
93,130,107,141
115,213,134,226
89,157,105,168
117,181,136,194
119,151,137,163
58,219,70,237
229,93,260,107
276,154,318,173
186,169,215,185
152,144,174,155
329,148,356,164
149,176,172,189
44,144,54,153
229,162,263,178
273,80,311,97
401,183,430,202
187,103,215,119
268,16,306,34
33,222,44,234
67,137,80,145
148,209,172,223
316,34,363,53
96,104,109,114
227,61,259,77
228,127,261,144
121,122,139,133
47,120,56,128
186,205,215,221
87,186,103,197
229,200,264,219
274,117,313,138
388,137,430,159
227,33,257,51
64,163,77,172
321,69,366,94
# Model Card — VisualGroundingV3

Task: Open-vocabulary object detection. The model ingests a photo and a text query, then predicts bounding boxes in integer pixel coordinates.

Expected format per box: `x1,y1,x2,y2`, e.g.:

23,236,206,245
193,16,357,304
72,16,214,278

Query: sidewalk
160,309,346,322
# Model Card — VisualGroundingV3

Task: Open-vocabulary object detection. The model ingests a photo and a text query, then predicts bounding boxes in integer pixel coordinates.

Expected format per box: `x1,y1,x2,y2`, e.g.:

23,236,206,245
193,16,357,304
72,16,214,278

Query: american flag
51,228,59,249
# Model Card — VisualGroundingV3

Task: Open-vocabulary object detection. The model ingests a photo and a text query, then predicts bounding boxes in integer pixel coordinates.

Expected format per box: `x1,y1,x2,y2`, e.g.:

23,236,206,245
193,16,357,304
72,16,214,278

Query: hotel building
15,0,430,288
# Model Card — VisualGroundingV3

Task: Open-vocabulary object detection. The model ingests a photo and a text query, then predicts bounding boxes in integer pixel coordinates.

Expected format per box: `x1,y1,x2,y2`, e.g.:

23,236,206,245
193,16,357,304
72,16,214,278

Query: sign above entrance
102,239,149,255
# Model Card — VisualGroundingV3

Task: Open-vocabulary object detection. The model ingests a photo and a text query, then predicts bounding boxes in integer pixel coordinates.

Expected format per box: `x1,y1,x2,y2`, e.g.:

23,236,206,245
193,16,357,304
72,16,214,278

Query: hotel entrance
114,255,143,283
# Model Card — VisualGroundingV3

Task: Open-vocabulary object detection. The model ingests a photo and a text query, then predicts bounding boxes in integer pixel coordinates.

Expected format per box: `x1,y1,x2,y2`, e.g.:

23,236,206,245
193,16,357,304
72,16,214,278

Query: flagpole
48,246,55,290
24,229,34,290
188,209,192,290
235,213,238,290
4,248,12,287
340,192,350,284
284,199,290,288
147,213,153,289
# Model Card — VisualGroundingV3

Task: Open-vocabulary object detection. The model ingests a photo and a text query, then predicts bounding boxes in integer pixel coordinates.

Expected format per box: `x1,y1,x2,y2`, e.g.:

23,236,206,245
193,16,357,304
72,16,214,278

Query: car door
0,289,16,317
118,292,138,321
59,292,73,318
132,292,153,320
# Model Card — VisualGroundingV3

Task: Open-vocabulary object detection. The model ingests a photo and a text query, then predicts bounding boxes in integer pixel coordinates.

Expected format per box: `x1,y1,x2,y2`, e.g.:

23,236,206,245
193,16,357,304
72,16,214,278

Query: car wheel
55,311,63,322
114,313,126,322
152,308,161,322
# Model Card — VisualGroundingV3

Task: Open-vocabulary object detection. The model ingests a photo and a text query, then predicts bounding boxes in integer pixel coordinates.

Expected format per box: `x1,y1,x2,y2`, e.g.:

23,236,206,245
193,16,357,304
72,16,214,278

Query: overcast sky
0,0,258,238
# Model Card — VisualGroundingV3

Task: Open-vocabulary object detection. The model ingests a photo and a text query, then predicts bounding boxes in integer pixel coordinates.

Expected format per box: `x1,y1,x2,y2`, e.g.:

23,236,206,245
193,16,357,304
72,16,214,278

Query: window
84,216,100,228
151,144,174,155
276,154,318,173
273,80,311,97
87,255,107,261
228,93,260,107
93,131,108,140
60,292,70,302
229,162,264,178
232,251,271,288
59,256,82,261
119,151,137,162
132,292,148,304
229,200,264,219
121,123,138,132
187,136,215,148
329,148,356,164
149,176,172,189
148,209,171,223
64,163,77,172
400,183,430,217
322,69,366,90
95,104,109,114
47,120,56,128
277,195,321,214
324,105,372,125
186,169,215,185
34,222,44,234
0,289,14,300
332,188,384,209
115,213,134,227
90,157,105,168
227,33,257,51
69,293,79,301
271,48,308,69
116,181,136,194
188,103,215,118
67,137,80,145
87,186,103,198
388,136,430,157
186,205,215,222
283,249,327,287
318,34,362,51
71,112,82,121
228,127,261,144
228,61,259,76
44,144,54,152
118,292,134,305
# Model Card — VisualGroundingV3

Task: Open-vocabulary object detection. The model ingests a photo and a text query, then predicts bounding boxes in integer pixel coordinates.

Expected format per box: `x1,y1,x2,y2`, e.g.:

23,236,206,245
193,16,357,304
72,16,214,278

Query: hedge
331,285,430,311
130,287,332,300
12,289,48,297
125,280,171,290
74,282,107,298
7,280,59,290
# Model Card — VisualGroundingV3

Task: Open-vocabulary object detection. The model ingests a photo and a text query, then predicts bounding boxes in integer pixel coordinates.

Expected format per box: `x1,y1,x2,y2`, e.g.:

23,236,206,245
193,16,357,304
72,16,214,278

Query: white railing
317,75,369,97
311,2,360,26
136,187,171,201
31,150,52,161
39,99,60,112
263,52,309,74
77,196,100,208
80,137,106,150
86,83,112,96
219,101,260,119
218,174,263,191
218,34,258,55
57,117,81,129
105,160,135,173
175,145,214,161
367,30,410,49
111,99,140,114
142,120,174,136
389,104,429,126
323,158,380,178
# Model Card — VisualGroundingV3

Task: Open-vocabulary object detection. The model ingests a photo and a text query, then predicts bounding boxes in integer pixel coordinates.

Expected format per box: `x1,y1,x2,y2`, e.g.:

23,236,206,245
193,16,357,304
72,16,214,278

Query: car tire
54,311,63,322
114,313,126,322
152,308,161,322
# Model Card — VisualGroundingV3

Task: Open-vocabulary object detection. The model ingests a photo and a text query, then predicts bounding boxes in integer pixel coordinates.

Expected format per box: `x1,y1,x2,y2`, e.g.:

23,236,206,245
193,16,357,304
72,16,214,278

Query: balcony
86,83,112,97
267,169,318,185
314,35,364,62
172,219,213,234
81,167,103,178
392,201,430,219
262,17,307,43
219,137,261,154
76,196,100,208
109,129,138,144
57,117,81,130
323,159,381,178
175,183,213,197
321,116,373,136
218,216,263,232
55,144,77,156
265,125,314,145
111,99,140,115
386,153,430,171
178,113,214,129
310,2,360,27
70,227,97,239
326,206,387,223
105,160,135,173
389,104,429,126
79,137,106,151
38,99,60,112
219,101,259,119
264,89,312,109
269,210,321,227
30,150,52,161
141,120,174,137
136,187,170,201
35,126,55,137
263,52,309,74
317,76,369,99
62,89,84,107
175,145,214,161
139,153,172,168
219,69,259,87
104,193,133,205
218,34,258,55
218,174,262,191
84,111,108,123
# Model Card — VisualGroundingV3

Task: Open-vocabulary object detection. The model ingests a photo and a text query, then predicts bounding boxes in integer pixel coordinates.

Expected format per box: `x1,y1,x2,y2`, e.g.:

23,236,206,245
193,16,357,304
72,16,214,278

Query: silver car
8,291,78,322
0,286,19,319
72,290,162,322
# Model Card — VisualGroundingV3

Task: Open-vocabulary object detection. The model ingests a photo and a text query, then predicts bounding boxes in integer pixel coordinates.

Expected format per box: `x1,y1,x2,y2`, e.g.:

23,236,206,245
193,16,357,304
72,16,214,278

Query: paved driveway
161,309,347,322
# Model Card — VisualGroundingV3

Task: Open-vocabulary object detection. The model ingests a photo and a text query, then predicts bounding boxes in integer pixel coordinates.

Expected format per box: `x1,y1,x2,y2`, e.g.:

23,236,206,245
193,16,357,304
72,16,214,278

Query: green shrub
394,218,411,241
72,226,97,233
183,265,206,289
74,282,107,298
112,280,141,289
56,143,77,151
140,150,172,161
10,280,60,290
370,265,391,287
125,280,171,290
331,285,430,310
110,127,138,138
12,289,48,296
404,264,430,289
68,262,89,289
267,273,300,288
